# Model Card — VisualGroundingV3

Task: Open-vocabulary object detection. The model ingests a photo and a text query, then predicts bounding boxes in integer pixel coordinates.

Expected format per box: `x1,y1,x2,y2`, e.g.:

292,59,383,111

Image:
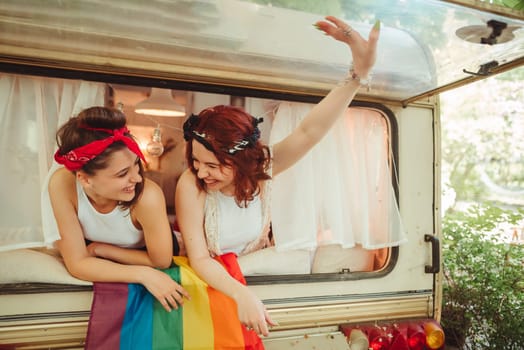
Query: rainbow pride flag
85,254,264,350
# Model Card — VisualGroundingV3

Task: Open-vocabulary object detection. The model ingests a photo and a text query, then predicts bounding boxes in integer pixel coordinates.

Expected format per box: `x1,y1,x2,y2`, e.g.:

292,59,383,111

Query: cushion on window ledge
0,248,92,285
0,246,314,284
311,244,375,273
238,247,312,275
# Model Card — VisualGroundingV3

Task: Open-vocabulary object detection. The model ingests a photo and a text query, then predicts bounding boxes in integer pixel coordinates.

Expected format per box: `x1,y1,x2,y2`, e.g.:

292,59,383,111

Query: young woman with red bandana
50,106,189,312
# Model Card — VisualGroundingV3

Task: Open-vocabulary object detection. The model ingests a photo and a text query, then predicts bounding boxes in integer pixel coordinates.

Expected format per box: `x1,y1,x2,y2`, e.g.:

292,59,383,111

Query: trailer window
0,74,403,282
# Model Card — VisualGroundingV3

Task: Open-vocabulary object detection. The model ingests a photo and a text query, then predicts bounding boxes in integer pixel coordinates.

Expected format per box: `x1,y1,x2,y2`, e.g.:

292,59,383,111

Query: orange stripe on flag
208,285,245,349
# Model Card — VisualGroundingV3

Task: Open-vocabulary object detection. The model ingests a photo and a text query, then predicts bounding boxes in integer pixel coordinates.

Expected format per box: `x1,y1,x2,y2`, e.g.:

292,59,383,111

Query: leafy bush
441,205,524,349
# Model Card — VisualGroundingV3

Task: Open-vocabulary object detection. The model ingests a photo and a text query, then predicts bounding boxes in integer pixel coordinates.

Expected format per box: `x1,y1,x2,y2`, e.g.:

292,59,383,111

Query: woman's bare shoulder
137,178,165,205
143,177,162,192
47,168,77,211
177,169,197,189
176,169,204,201
48,167,75,192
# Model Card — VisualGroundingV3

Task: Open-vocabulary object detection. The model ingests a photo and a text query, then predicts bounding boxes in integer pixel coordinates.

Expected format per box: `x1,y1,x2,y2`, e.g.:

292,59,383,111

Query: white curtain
0,73,105,251
270,102,407,251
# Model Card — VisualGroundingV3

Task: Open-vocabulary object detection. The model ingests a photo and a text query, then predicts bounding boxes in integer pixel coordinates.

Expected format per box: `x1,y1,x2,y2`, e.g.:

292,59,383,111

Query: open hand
235,286,277,337
315,16,380,78
142,267,190,312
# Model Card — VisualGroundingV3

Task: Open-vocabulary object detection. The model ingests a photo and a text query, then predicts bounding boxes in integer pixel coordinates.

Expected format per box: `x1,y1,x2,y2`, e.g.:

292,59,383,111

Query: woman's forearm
65,255,151,284
89,242,163,267
272,78,361,176
299,78,360,142
66,253,190,313
190,256,245,299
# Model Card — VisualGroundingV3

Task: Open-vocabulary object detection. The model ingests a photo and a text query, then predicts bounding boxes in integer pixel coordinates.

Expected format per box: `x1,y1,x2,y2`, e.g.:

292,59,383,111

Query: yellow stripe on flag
173,256,215,349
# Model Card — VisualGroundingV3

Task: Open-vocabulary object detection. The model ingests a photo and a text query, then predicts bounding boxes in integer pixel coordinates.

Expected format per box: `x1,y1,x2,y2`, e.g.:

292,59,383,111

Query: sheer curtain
269,102,407,251
0,73,105,251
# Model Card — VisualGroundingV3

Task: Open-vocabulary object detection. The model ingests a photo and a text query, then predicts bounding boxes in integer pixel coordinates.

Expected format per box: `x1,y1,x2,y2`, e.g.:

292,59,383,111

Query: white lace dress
203,174,272,257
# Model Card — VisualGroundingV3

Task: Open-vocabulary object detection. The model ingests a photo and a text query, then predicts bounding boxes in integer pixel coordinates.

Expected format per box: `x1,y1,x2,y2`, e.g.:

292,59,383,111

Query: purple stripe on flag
85,283,129,350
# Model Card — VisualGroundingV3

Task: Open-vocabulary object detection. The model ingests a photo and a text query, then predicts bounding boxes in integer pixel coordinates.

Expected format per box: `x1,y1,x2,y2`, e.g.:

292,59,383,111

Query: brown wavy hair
184,105,271,207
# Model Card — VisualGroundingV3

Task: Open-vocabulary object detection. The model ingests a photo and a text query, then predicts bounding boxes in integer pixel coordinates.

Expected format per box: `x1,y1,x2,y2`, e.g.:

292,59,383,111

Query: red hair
184,105,271,207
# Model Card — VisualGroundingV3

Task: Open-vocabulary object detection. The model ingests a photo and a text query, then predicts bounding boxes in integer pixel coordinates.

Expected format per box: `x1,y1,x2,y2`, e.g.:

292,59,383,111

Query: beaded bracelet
338,64,372,91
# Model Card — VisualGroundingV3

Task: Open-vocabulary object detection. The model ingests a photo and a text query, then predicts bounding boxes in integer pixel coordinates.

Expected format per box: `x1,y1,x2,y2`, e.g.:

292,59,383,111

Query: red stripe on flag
214,254,265,350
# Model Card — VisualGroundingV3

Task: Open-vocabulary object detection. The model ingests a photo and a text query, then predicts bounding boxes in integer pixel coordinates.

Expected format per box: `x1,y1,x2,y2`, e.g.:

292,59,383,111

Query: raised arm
272,16,380,176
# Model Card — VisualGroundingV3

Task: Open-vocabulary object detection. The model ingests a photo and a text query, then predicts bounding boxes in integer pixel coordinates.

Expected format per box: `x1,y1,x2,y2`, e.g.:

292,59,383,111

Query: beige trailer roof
0,0,522,104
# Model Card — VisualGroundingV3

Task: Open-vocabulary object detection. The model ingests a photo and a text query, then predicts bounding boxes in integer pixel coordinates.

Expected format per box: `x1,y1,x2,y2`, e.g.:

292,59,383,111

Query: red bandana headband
54,126,146,171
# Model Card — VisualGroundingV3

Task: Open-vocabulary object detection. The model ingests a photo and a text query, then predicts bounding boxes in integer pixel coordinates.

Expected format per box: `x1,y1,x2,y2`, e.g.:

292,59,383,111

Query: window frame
0,61,401,285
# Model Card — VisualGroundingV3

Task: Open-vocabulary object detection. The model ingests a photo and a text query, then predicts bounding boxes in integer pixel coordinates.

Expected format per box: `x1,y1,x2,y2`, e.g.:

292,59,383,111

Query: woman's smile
123,185,135,194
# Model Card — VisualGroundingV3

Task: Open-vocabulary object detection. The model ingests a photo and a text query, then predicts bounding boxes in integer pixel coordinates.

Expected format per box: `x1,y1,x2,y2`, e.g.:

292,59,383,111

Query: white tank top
203,150,273,257
76,181,144,248
211,191,262,255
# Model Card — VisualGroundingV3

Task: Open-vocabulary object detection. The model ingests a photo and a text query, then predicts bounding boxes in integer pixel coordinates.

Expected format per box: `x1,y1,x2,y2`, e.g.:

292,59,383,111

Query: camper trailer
0,0,523,349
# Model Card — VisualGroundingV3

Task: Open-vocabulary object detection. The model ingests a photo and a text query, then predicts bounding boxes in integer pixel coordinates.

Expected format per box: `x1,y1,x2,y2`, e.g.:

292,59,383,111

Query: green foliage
440,67,524,205
442,205,524,349
491,0,524,10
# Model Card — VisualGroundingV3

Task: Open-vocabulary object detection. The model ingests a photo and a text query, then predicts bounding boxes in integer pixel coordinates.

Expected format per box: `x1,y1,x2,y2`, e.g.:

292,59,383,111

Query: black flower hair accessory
183,113,264,155
183,114,214,151
183,114,199,142
225,116,263,154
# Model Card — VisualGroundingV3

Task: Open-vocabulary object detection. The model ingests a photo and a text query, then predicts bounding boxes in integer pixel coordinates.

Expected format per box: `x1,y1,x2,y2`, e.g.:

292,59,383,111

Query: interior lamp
146,125,165,157
134,88,186,117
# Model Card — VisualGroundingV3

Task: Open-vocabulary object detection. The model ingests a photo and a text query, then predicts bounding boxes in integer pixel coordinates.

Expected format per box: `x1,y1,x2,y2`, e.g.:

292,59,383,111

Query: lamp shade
135,88,186,117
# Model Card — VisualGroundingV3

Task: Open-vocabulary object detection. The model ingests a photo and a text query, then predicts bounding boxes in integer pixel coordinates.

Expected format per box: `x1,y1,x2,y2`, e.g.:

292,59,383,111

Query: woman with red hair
175,15,380,340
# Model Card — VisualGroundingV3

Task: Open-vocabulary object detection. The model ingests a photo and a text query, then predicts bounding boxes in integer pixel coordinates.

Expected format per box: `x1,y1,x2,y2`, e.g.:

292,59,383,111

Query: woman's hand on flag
142,268,190,312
